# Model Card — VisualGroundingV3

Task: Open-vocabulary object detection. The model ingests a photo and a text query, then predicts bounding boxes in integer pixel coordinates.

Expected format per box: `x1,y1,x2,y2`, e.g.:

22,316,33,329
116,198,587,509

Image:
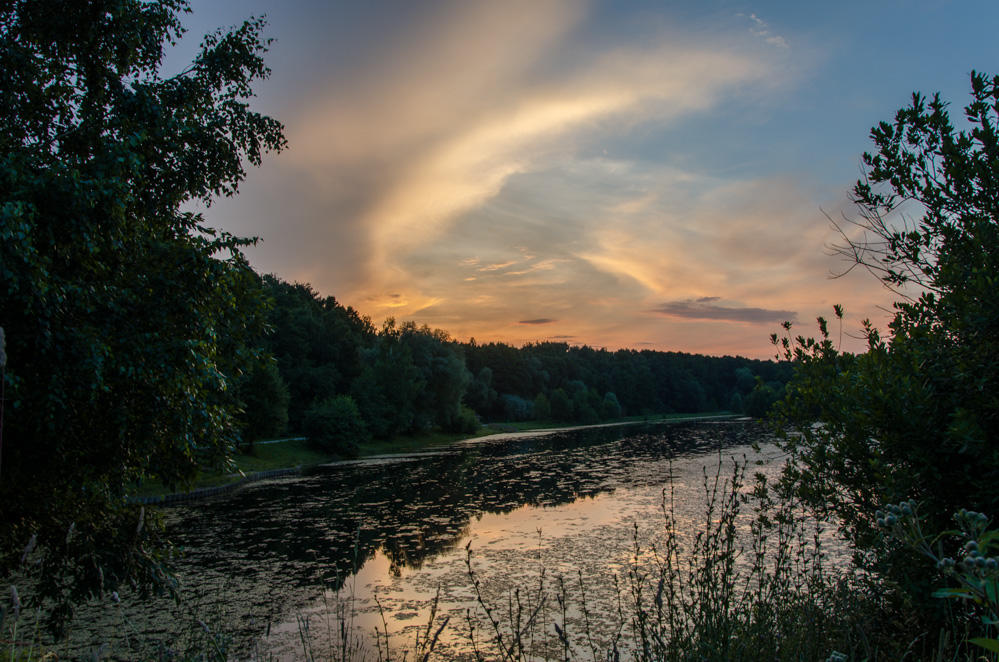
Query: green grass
357,427,495,456
486,411,738,433
132,438,330,498
131,431,494,498
239,438,332,470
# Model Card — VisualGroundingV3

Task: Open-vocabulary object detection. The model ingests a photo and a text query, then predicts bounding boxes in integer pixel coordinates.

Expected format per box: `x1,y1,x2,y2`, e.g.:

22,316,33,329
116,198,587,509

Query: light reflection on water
81,418,803,659
320,428,787,660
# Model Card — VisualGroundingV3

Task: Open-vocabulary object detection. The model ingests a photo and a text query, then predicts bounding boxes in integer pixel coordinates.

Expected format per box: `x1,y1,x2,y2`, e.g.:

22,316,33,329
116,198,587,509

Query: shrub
774,72,999,631
443,405,481,435
303,395,369,458
600,391,622,419
549,388,573,422
532,392,552,421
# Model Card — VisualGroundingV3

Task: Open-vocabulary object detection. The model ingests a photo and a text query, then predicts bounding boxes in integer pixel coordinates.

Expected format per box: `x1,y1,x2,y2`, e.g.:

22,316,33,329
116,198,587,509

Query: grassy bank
134,412,738,498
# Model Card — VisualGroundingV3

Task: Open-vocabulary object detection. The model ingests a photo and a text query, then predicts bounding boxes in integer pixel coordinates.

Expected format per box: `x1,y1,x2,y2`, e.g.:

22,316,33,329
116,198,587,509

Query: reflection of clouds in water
274,423,794,659
347,447,794,660
76,421,820,660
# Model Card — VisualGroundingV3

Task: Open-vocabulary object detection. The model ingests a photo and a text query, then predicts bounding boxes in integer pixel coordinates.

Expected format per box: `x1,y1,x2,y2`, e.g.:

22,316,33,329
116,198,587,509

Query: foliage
743,379,783,418
0,0,284,629
464,366,499,415
397,322,471,432
569,383,601,424
237,359,290,444
499,394,534,422
773,71,999,625
600,391,622,419
350,320,421,438
727,392,744,414
532,392,552,421
261,276,375,430
464,341,789,422
249,277,790,435
880,501,999,657
304,395,369,458
549,388,573,422
442,404,481,435
620,463,862,662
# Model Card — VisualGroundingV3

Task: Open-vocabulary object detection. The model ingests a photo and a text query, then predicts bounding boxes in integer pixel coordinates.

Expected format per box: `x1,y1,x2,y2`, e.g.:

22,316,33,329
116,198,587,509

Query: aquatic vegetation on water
5,421,983,661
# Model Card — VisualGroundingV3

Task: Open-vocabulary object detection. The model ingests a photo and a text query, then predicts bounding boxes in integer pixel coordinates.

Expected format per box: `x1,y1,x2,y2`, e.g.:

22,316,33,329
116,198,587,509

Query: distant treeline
237,276,790,454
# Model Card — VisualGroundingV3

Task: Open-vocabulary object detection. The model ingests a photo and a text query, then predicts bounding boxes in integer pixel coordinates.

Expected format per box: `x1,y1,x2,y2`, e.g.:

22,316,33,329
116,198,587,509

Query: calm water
79,418,790,659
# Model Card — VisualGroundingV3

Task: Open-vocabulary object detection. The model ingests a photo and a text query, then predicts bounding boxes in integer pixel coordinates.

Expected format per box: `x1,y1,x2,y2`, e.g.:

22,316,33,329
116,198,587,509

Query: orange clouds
191,1,908,358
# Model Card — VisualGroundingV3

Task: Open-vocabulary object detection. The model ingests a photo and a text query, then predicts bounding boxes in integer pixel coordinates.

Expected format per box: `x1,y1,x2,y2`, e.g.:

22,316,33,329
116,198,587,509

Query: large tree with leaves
0,0,284,628
774,72,999,602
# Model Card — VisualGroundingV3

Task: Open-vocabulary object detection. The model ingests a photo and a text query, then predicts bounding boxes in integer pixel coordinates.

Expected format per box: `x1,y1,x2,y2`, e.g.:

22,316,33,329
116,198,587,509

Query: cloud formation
276,1,783,293
746,13,789,49
650,300,797,325
194,0,949,358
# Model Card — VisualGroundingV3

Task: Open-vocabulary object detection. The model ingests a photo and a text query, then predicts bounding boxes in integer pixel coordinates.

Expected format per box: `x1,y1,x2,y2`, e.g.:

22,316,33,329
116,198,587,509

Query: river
71,417,800,661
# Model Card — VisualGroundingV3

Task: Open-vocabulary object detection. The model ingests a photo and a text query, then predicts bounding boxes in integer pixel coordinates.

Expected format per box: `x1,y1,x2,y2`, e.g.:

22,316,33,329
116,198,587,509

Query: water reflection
76,419,782,658
156,421,768,637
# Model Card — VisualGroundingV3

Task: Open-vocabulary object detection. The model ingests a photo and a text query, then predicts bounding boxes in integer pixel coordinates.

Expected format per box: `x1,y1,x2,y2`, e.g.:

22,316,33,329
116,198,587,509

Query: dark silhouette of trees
774,71,999,631
261,276,375,429
0,0,284,628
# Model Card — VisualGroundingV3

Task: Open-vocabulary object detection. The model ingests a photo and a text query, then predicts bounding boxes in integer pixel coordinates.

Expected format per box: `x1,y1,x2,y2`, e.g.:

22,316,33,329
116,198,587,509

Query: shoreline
137,412,743,504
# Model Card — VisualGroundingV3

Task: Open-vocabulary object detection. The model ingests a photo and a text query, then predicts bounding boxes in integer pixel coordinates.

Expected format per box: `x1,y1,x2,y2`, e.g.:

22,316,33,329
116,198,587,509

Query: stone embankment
133,466,303,505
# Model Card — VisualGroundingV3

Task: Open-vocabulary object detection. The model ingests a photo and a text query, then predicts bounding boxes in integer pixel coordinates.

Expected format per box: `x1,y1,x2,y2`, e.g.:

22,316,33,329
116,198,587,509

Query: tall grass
456,456,871,662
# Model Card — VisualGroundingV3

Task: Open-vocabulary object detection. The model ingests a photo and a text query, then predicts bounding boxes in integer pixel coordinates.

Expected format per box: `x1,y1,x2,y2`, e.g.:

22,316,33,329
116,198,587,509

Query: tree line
239,275,791,456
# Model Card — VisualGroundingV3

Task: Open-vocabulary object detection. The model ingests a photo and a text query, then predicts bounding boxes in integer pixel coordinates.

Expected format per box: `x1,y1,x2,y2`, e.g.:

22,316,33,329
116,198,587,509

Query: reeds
459,455,870,662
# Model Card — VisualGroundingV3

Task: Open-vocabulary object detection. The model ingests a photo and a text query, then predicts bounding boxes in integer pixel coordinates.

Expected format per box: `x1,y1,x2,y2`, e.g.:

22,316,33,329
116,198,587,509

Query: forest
239,275,790,455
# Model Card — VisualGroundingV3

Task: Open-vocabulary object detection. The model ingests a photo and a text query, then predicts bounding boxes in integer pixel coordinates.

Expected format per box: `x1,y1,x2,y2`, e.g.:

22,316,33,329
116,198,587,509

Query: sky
172,0,999,359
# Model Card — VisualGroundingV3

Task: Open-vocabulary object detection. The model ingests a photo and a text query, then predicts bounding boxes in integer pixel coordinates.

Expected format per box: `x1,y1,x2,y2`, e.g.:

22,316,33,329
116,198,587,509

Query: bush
303,395,369,458
499,394,534,422
600,391,622,419
239,360,290,444
443,405,481,435
772,72,999,638
549,388,573,422
744,381,782,418
728,392,744,414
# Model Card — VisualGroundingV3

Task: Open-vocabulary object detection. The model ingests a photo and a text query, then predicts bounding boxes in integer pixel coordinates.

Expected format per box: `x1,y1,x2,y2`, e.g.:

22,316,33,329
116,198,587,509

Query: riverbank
133,412,740,501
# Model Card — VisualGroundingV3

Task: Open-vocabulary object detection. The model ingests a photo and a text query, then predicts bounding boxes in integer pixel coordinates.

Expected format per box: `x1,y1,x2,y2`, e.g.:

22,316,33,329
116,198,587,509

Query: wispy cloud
479,261,520,273
520,318,558,325
745,13,789,49
650,300,796,325
279,1,782,297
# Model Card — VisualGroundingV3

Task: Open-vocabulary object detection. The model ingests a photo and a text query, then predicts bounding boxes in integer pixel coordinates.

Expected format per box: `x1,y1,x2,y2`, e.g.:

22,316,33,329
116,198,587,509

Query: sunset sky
174,0,998,359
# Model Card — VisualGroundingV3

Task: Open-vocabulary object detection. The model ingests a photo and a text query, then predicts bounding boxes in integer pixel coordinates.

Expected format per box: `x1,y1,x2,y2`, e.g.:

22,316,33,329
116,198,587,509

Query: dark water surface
86,418,788,659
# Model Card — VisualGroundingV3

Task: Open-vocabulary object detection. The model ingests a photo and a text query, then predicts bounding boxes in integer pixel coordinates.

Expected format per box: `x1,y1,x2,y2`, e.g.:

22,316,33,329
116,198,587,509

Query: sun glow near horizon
183,0,993,359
